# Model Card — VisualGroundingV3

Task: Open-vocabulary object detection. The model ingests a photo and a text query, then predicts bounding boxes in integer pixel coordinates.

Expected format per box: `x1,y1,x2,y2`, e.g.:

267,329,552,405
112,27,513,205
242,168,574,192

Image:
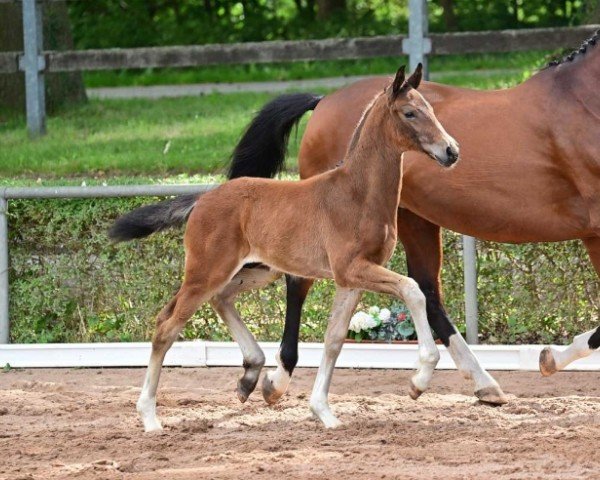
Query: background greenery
2,0,598,344
7,190,597,345
68,0,588,50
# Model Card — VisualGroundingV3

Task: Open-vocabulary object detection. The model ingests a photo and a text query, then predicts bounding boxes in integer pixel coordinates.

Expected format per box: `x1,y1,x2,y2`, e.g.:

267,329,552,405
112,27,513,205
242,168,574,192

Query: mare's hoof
408,381,423,400
539,347,558,377
261,374,284,405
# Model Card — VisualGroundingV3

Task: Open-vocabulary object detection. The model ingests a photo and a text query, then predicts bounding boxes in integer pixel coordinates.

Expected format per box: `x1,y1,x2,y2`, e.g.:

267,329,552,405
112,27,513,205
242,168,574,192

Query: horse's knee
401,278,426,309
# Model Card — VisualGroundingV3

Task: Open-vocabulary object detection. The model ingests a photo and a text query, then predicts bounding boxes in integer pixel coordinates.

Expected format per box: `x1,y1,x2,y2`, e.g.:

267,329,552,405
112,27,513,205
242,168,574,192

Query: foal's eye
404,111,416,119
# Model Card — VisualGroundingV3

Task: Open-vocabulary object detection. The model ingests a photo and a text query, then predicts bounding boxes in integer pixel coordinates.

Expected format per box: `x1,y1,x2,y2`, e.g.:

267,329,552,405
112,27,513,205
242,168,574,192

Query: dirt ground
1,367,599,480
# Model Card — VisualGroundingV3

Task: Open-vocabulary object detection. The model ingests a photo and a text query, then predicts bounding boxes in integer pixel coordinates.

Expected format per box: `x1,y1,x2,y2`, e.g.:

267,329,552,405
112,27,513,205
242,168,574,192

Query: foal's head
384,64,459,167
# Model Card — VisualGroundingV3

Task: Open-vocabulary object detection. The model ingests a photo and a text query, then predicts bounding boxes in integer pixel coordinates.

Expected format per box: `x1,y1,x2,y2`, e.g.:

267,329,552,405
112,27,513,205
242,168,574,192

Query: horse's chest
364,224,397,264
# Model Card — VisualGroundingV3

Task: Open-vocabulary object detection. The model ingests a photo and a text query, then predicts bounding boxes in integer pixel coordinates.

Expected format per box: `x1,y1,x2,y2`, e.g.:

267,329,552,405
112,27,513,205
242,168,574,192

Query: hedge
7,197,598,344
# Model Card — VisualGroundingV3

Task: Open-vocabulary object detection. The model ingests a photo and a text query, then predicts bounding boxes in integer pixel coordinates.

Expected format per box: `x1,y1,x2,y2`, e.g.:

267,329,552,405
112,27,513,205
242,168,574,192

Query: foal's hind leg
210,266,281,402
137,282,211,432
540,237,600,375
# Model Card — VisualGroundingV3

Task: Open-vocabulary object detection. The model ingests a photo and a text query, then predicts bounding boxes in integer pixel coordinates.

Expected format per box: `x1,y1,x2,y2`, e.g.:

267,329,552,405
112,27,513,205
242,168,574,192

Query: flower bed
348,303,416,343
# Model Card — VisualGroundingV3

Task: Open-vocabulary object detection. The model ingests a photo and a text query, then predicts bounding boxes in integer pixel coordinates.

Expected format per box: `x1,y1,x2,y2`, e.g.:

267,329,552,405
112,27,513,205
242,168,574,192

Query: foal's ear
407,63,423,90
390,65,406,100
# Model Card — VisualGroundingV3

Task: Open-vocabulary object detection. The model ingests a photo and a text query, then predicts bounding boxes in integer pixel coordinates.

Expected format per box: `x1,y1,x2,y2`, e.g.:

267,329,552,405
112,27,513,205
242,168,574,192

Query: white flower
378,308,391,322
349,311,377,333
368,306,380,316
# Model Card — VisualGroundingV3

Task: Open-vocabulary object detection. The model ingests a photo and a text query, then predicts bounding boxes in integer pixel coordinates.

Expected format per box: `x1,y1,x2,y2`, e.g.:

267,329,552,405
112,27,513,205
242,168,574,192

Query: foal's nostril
445,145,459,164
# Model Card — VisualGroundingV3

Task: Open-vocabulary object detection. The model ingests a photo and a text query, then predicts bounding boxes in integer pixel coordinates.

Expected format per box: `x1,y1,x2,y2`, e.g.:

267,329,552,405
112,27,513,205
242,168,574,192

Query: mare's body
227,30,600,403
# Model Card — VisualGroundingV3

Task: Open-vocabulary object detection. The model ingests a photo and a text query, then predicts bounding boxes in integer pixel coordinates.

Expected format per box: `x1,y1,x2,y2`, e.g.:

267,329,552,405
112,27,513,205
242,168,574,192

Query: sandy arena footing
1,367,599,479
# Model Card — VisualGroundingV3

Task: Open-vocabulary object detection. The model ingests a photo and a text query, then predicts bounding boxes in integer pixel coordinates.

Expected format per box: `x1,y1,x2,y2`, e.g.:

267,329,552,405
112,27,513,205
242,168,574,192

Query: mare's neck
338,98,405,222
533,38,600,111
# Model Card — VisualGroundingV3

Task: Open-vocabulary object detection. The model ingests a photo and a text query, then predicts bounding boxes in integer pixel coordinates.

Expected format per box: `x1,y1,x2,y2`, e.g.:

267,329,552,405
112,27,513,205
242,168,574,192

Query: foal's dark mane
545,28,600,68
346,91,384,155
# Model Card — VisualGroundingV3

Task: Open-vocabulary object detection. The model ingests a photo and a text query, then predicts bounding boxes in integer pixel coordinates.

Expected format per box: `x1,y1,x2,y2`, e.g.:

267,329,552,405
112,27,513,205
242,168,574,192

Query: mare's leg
137,281,212,432
309,287,362,428
262,275,314,404
398,208,507,404
211,266,281,402
540,236,600,375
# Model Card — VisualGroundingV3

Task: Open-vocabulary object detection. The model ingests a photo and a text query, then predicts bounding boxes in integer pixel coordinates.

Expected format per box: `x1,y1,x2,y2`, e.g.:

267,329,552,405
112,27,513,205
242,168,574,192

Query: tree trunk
0,1,86,115
439,0,458,31
316,0,345,20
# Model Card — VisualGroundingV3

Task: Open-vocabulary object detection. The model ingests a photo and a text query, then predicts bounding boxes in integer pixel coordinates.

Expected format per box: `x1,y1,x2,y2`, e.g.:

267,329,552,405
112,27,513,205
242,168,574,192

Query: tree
316,0,346,20
0,1,86,115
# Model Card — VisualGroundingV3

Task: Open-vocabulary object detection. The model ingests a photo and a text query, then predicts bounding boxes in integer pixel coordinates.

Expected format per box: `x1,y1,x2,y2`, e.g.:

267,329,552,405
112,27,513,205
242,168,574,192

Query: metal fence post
20,0,46,137
402,0,431,79
463,235,479,344
0,196,9,344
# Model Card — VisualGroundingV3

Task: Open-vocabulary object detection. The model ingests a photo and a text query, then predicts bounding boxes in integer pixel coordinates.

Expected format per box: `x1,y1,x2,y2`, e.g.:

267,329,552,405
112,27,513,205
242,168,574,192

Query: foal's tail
108,194,199,242
228,93,323,179
110,93,321,242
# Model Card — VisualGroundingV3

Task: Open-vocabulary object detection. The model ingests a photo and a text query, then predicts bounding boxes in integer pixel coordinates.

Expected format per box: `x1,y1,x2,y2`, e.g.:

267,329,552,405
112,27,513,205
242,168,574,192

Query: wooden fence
0,25,597,74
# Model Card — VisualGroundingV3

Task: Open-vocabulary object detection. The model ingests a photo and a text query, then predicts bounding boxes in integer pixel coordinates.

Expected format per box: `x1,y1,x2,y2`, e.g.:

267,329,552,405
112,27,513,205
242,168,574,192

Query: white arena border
1,341,600,371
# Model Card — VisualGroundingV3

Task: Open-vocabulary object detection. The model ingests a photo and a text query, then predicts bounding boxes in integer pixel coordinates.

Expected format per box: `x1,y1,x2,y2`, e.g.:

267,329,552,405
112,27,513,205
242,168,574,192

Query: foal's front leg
309,287,362,428
339,262,441,398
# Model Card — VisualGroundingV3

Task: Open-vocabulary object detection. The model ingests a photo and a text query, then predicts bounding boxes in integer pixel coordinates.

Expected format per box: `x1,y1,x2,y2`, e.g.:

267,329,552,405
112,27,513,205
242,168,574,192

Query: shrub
7,197,598,344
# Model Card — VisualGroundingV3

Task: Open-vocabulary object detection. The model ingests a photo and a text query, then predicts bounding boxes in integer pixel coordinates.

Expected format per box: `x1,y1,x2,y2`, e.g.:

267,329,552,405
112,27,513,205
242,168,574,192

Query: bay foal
110,65,459,430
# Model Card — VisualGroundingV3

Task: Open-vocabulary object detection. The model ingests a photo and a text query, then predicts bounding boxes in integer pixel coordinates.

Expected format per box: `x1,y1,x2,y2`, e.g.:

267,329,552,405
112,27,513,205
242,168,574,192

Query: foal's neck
338,97,405,221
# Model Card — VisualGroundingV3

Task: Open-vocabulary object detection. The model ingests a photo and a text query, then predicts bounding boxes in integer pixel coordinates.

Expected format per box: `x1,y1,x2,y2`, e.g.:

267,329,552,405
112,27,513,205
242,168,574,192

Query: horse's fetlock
419,349,440,366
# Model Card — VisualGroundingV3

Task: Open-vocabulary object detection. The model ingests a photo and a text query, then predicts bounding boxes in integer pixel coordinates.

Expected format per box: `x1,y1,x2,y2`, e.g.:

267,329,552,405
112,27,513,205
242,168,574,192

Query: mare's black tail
109,93,321,242
228,93,323,179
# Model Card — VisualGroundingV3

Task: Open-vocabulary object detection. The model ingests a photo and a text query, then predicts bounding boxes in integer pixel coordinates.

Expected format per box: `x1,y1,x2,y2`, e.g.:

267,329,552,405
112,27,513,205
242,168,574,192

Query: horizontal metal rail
0,184,216,199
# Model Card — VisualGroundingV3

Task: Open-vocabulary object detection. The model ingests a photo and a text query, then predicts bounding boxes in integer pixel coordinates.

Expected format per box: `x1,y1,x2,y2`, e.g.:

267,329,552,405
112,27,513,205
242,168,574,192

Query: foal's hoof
236,381,253,404
539,347,558,377
261,374,284,405
408,381,423,400
475,386,508,405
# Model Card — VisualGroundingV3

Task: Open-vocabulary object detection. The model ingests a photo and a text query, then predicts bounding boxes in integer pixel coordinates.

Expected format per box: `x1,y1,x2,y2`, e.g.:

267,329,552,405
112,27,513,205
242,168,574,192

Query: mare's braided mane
546,28,600,68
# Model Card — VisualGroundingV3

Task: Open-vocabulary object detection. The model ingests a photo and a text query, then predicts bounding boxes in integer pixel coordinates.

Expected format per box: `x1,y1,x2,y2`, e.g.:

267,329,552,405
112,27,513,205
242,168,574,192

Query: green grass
0,92,316,178
1,51,551,179
83,51,550,87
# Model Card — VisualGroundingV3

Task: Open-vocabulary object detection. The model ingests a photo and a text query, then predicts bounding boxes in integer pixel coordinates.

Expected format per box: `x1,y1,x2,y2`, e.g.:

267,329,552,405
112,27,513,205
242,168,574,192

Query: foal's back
185,172,343,279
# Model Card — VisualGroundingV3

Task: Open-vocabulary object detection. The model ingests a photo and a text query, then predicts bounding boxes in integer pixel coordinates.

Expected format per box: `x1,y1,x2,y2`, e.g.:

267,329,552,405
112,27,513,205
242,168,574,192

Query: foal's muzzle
434,144,460,168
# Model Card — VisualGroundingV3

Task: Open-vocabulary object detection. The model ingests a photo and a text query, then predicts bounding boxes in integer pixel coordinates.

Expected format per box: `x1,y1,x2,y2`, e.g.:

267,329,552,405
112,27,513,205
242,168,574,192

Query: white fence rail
2,341,600,371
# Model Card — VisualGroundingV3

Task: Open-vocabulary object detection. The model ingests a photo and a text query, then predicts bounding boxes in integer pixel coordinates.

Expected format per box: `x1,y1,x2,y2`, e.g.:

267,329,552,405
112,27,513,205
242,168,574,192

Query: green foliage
66,0,586,51
7,196,598,345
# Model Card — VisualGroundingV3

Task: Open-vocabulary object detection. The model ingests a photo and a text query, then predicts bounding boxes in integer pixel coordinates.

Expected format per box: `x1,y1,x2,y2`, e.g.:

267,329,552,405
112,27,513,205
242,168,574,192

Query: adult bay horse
227,29,600,405
110,65,460,430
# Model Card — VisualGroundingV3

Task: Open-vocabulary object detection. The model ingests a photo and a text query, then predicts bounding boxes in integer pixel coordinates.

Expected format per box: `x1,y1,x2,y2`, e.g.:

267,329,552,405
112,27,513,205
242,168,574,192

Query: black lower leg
588,326,600,350
279,275,309,375
406,266,457,347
